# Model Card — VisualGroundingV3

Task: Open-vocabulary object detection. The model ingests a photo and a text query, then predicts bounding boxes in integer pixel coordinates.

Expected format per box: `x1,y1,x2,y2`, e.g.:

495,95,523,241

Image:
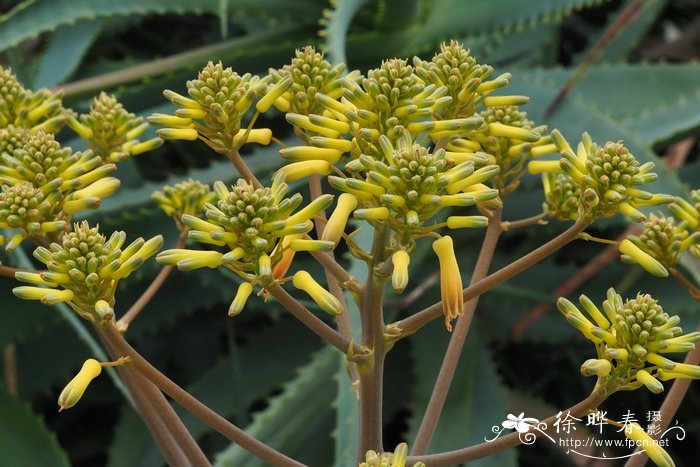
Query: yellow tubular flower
156,249,223,271
432,236,463,331
276,160,332,182
322,193,357,244
232,128,272,146
229,282,254,316
279,146,342,163
58,359,102,411
636,369,664,394
292,270,343,315
271,234,303,280
619,239,669,277
391,250,410,293
580,358,611,377
624,423,675,467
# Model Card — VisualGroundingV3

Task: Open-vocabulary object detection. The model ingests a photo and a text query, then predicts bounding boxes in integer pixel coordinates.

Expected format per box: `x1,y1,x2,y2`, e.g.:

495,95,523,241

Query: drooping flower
58,359,103,411
624,423,675,467
433,236,464,331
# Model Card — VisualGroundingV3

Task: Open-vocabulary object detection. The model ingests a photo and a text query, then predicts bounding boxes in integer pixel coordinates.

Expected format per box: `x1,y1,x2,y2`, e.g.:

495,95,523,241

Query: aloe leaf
0,388,70,467
33,18,104,88
213,347,337,466
323,0,371,65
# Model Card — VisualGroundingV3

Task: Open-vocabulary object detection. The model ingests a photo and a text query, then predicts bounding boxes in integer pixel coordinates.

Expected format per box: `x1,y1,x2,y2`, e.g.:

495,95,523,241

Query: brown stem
500,212,547,231
118,230,187,332
394,218,590,338
309,250,360,294
670,268,700,301
411,209,503,455
409,390,607,466
99,331,208,466
225,147,263,189
266,285,363,357
357,224,388,456
0,264,23,278
309,174,359,382
3,343,17,395
103,325,304,467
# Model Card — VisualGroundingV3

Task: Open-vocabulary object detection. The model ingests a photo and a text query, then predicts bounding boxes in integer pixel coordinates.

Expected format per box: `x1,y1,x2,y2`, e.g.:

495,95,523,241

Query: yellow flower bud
578,294,611,329
446,216,489,229
292,270,343,315
483,95,530,107
309,136,353,152
527,160,564,174
285,194,333,226
624,423,675,467
156,128,199,141
580,358,611,377
229,282,253,316
276,160,332,182
286,113,340,138
636,369,664,394
446,165,500,194
232,128,273,146
354,207,390,221
148,113,193,127
391,250,410,293
58,359,102,411
156,249,223,270
70,177,121,200
488,122,540,142
257,76,292,113
619,239,668,277
129,137,164,156
66,115,93,139
321,193,357,245
432,236,463,331
163,90,201,109
280,146,342,163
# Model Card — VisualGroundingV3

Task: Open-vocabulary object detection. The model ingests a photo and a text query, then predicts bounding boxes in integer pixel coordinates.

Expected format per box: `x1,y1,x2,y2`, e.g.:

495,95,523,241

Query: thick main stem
357,225,388,456
99,329,211,467
409,389,607,466
411,209,503,455
103,325,304,467
395,218,590,338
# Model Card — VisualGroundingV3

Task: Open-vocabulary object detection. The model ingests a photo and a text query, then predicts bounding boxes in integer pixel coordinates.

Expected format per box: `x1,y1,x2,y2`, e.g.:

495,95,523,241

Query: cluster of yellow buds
153,61,271,153
668,190,700,256
531,131,671,222
0,67,65,132
151,178,216,225
558,288,700,394
540,172,581,221
468,105,555,190
0,129,121,249
359,443,425,467
67,92,162,163
619,213,699,277
413,40,510,120
265,46,346,116
12,221,163,323
156,173,340,316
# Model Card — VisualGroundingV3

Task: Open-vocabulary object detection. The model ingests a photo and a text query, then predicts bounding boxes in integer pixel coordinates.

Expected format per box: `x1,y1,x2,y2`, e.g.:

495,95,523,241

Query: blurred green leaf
0,388,70,467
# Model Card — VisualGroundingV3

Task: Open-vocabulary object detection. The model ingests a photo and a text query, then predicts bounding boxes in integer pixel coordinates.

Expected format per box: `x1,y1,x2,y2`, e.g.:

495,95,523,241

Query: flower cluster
558,288,700,394
413,40,510,120
67,92,162,163
157,174,340,316
153,61,271,153
359,443,425,467
151,178,216,225
0,67,65,132
0,130,121,249
531,131,672,222
265,46,346,116
13,221,163,323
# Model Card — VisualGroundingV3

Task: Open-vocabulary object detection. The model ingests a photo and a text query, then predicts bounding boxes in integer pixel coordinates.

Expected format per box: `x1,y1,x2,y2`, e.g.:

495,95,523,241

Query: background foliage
1,0,699,465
